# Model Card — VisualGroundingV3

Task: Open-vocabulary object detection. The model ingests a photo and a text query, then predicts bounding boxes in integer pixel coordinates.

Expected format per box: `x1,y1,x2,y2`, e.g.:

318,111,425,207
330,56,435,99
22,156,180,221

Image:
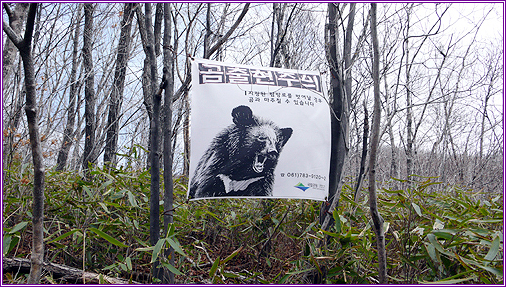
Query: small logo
294,182,310,192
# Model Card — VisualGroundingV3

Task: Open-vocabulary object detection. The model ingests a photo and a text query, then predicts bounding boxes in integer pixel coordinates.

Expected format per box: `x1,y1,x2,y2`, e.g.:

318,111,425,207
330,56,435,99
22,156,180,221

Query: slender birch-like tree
3,3,45,283
369,3,387,283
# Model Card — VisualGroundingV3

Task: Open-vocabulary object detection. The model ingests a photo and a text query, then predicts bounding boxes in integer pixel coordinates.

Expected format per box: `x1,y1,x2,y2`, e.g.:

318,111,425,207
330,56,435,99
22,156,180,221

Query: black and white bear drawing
189,105,292,199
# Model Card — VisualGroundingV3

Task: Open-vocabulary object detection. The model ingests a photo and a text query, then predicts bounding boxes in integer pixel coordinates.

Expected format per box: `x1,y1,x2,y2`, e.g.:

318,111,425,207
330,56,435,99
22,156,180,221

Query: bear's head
230,105,292,178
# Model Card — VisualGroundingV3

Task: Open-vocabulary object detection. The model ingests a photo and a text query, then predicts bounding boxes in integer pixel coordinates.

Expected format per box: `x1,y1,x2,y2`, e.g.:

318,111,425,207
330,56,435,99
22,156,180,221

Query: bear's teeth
253,154,266,173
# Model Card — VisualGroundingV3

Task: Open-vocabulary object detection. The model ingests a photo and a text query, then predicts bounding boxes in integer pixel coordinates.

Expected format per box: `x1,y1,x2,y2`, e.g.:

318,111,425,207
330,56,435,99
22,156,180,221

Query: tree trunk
104,3,135,168
369,3,387,283
405,7,413,178
141,3,164,282
271,3,284,67
153,3,163,57
3,3,29,171
82,3,96,175
204,3,250,59
343,4,355,107
56,5,82,171
2,3,28,89
3,3,44,284
320,3,353,232
270,3,277,65
270,3,297,69
353,102,368,202
182,95,190,177
162,4,175,284
136,6,159,170
204,3,211,58
384,76,398,179
149,80,162,282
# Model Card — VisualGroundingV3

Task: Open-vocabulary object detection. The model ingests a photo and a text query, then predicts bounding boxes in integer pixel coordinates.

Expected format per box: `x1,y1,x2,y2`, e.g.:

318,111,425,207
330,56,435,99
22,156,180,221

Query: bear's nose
266,142,277,154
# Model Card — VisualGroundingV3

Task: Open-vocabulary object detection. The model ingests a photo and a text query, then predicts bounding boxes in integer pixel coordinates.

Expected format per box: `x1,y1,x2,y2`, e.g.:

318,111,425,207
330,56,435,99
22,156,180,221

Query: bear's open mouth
253,154,267,173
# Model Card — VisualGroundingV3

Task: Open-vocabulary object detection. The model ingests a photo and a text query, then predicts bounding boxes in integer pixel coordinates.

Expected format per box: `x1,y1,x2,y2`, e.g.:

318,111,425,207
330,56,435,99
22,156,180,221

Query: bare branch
205,3,250,59
23,3,37,48
2,21,22,46
270,4,297,67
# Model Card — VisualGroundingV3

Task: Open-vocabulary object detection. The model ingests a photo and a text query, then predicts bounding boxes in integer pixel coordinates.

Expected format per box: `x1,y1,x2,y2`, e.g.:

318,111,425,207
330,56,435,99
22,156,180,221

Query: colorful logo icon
294,182,310,192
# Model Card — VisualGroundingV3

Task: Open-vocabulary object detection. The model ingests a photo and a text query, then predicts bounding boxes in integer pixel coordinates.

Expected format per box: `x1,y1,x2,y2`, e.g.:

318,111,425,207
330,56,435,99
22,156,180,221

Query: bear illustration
189,105,292,199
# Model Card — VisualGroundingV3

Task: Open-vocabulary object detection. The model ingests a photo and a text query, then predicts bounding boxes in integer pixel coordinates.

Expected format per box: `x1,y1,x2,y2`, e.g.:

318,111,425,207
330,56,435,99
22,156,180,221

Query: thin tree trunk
270,4,298,69
204,3,211,58
476,69,494,189
353,102,368,202
343,4,355,107
3,3,28,172
82,3,96,175
369,3,387,284
320,3,353,232
279,8,292,68
271,3,284,68
270,3,277,64
136,6,158,170
162,3,175,284
154,3,163,57
3,3,44,283
149,81,162,282
384,77,398,179
104,3,135,168
214,4,229,61
70,92,84,171
2,4,28,90
56,5,82,171
182,94,190,177
204,3,249,59
142,3,164,282
405,7,413,178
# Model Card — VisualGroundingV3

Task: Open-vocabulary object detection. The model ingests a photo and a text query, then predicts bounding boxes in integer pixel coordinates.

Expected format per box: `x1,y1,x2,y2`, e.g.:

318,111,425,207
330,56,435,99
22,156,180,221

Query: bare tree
147,2,162,280
353,102,368,202
82,3,96,174
103,3,136,168
369,3,387,283
320,3,354,232
154,3,163,57
402,4,448,178
270,3,297,68
3,3,45,283
404,5,414,178
2,3,29,170
56,5,82,171
2,3,28,91
203,3,212,58
162,3,175,283
474,47,502,190
204,3,250,59
173,4,203,178
136,6,155,169
136,2,167,281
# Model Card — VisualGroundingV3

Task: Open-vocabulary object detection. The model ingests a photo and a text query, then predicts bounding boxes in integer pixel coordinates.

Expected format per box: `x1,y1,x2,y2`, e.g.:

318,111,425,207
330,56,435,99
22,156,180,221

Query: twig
260,206,291,255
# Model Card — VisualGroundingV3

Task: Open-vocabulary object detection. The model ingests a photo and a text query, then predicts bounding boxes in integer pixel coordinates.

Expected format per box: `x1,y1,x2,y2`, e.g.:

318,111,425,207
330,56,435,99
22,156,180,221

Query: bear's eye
258,136,268,141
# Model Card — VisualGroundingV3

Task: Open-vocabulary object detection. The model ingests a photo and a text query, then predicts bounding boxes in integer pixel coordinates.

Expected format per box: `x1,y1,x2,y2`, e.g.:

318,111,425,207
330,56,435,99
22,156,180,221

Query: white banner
188,58,330,201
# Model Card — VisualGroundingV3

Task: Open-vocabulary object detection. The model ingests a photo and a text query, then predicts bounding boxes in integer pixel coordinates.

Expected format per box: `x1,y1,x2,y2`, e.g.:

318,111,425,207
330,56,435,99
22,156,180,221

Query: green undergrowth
2,160,503,284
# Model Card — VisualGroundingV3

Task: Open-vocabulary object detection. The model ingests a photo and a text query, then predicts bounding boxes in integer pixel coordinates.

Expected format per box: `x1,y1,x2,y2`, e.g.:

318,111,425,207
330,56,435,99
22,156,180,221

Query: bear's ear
279,128,293,147
232,105,255,127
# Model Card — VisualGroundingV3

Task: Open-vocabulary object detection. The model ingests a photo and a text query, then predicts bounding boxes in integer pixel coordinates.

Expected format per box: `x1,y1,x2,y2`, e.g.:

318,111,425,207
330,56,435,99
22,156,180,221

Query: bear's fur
189,105,292,199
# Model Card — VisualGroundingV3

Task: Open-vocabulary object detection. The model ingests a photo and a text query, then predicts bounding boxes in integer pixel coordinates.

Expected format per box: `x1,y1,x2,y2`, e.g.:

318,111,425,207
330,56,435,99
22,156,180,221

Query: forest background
2,2,503,284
